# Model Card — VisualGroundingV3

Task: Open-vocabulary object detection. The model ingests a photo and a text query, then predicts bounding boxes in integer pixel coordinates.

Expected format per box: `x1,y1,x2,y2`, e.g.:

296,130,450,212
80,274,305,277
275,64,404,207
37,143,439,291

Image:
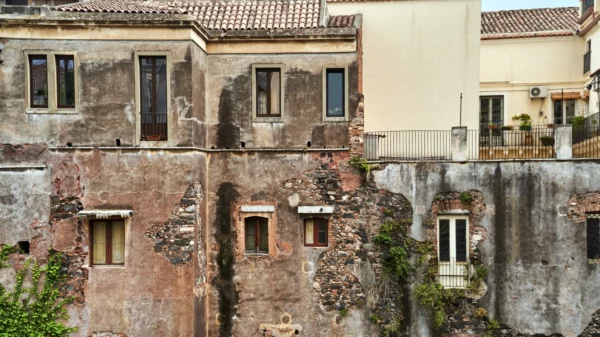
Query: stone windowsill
26,108,77,114
252,117,284,123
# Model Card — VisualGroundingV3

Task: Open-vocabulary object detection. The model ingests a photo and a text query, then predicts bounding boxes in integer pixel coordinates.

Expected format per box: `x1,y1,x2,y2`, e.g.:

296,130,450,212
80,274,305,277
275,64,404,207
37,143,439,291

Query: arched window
245,217,269,254
304,219,328,247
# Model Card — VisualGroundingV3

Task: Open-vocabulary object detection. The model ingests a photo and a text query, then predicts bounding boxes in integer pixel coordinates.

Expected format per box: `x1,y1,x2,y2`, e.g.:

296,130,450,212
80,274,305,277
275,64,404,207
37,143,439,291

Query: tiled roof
174,0,321,30
481,7,578,40
58,0,324,31
58,0,179,14
328,15,354,28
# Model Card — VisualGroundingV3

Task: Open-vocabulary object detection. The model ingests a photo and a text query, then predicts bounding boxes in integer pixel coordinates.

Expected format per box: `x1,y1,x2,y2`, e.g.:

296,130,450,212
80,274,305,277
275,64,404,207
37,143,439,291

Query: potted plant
547,123,555,129
512,114,533,145
539,136,555,147
500,125,513,131
488,124,497,130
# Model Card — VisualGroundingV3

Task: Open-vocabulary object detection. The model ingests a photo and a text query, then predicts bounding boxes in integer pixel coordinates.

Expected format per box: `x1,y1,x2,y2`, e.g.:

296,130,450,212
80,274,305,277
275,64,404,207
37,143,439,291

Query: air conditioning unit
530,86,548,99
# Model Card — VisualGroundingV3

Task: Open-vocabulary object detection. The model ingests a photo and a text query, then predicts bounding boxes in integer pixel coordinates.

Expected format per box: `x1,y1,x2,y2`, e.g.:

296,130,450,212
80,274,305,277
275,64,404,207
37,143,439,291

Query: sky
482,0,578,11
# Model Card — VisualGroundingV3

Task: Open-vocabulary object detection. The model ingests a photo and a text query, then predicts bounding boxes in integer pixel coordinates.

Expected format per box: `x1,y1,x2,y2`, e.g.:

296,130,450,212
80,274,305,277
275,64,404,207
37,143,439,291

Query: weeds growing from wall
0,245,77,337
349,156,379,180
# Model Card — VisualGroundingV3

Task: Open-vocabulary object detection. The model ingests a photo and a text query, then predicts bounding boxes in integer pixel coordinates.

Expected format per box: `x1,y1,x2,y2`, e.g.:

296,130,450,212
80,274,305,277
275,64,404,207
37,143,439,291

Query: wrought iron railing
585,51,592,74
573,125,600,158
438,258,470,289
471,125,556,160
364,130,452,161
141,113,168,141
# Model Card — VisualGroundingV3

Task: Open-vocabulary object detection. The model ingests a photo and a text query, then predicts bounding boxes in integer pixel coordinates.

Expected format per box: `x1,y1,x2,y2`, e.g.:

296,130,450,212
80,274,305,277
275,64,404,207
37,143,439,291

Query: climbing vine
0,244,78,337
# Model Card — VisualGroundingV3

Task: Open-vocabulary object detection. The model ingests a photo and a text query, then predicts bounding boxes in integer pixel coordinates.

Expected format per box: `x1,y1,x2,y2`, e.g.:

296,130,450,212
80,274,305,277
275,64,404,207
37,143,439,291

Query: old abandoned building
1,0,600,337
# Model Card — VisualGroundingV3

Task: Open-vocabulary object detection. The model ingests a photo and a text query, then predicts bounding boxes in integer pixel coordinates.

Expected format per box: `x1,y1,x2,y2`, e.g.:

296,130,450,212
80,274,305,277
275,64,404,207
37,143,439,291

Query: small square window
6,0,28,5
326,69,345,118
29,55,48,108
587,217,600,263
245,217,269,254
255,68,281,117
304,218,328,247
91,220,125,265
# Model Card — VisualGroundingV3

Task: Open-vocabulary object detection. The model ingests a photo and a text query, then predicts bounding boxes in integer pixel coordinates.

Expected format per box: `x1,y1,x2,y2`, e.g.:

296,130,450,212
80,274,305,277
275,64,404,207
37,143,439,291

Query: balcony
141,113,168,141
364,124,600,161
585,51,591,74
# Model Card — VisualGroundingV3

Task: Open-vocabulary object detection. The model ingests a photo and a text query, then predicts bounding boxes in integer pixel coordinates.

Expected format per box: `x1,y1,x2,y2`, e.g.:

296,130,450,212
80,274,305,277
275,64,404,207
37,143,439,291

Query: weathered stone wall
374,161,600,337
205,53,359,149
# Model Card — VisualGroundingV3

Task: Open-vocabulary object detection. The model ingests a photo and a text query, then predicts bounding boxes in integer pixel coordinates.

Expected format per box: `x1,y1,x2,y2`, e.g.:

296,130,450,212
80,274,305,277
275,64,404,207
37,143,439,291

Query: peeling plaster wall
374,161,600,337
205,54,358,149
46,149,205,337
0,39,198,146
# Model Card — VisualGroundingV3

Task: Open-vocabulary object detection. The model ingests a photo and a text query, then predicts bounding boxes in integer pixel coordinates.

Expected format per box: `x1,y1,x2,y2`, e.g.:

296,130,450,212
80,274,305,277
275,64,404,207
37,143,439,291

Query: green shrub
339,307,349,318
459,191,473,204
572,116,586,131
0,245,77,337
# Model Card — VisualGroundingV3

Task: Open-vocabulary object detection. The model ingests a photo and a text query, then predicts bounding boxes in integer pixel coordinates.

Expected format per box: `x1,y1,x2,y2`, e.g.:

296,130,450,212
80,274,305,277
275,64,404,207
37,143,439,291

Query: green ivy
0,245,77,337
349,156,379,180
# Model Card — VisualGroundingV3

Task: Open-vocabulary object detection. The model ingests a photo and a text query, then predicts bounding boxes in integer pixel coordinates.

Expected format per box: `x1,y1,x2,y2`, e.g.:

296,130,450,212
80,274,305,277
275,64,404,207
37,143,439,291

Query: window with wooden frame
326,69,345,118
56,55,75,109
245,217,269,254
255,68,281,117
5,0,29,5
29,55,48,108
304,218,328,247
91,220,125,265
139,56,168,141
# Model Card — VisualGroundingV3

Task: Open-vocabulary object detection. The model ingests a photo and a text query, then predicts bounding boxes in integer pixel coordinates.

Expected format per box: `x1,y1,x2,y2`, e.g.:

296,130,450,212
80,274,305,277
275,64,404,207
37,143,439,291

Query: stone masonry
145,183,203,265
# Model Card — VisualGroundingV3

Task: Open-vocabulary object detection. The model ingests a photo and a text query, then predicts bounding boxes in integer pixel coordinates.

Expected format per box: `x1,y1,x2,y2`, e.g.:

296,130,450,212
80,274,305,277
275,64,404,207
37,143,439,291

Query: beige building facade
327,0,482,131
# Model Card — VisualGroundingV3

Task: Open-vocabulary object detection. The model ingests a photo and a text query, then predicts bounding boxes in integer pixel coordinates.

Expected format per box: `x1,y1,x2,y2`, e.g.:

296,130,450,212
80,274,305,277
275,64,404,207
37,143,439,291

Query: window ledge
88,265,125,269
324,117,348,122
253,117,284,123
245,253,269,256
26,108,77,114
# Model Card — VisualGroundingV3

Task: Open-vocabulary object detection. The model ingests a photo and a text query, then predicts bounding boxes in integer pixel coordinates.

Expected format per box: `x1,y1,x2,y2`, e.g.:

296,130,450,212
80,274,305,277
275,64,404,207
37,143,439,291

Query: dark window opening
456,219,467,262
304,218,328,247
91,220,125,265
140,56,168,141
587,217,600,262
326,69,345,117
115,139,121,146
6,0,28,5
554,99,576,125
479,96,504,134
256,68,281,117
56,55,75,108
439,219,450,262
245,217,269,254
29,55,48,108
17,241,30,254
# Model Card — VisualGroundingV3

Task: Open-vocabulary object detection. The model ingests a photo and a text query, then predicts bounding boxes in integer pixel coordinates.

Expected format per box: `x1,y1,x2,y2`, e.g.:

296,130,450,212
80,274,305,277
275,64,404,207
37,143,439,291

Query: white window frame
24,50,79,114
251,64,285,123
437,215,469,289
322,65,349,122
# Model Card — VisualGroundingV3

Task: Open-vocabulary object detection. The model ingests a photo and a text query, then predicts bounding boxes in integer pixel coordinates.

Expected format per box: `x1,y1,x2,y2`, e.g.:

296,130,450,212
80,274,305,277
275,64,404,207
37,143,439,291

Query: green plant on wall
349,156,379,180
572,116,586,131
459,191,473,204
0,245,77,337
512,114,532,131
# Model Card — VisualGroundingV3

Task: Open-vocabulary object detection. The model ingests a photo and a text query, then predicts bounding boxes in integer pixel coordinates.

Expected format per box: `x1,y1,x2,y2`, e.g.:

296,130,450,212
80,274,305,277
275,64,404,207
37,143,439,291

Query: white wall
328,0,481,131
480,35,586,125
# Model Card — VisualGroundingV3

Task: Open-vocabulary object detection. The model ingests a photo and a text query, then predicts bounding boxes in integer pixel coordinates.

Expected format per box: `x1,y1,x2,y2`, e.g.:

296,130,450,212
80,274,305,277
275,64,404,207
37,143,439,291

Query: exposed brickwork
49,195,87,305
145,183,203,265
349,95,365,156
567,192,600,224
281,157,412,330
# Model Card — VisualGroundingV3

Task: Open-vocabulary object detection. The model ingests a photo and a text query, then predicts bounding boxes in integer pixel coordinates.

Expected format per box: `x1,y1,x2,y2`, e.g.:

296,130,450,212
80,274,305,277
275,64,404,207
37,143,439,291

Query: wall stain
213,182,240,337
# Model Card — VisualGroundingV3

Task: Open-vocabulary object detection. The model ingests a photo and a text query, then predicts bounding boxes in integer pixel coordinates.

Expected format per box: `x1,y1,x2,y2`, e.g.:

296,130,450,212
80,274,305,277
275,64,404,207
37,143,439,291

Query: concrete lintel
298,206,335,214
78,210,133,218
241,205,275,213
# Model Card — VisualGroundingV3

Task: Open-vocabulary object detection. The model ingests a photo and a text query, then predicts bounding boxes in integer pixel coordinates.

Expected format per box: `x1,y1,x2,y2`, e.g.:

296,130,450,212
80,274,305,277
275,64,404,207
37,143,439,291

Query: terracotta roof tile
328,15,354,28
481,7,578,40
58,0,324,31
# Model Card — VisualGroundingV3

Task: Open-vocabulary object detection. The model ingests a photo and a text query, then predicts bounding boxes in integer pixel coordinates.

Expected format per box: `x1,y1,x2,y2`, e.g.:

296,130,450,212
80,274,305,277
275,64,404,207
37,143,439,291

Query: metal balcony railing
140,113,168,141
